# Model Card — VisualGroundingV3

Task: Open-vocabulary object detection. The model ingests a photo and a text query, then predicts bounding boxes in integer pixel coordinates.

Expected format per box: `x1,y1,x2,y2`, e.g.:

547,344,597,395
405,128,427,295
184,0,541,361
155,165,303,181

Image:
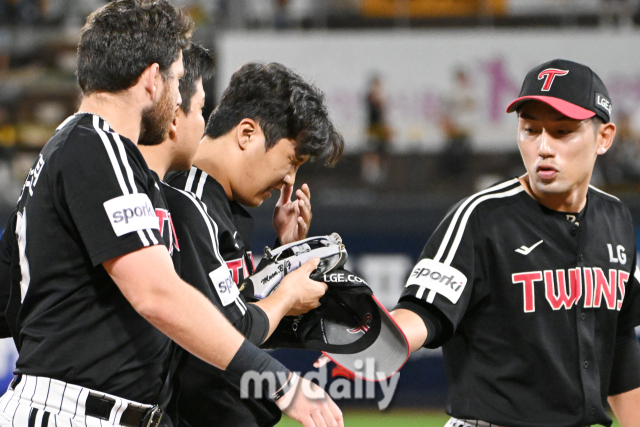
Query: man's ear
596,122,616,155
236,118,257,151
139,63,161,102
168,114,180,141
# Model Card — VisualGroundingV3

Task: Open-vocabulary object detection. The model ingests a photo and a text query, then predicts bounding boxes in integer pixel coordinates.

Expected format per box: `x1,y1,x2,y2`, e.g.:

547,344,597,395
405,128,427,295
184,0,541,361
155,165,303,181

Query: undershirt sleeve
235,303,270,346
394,298,453,348
608,328,640,396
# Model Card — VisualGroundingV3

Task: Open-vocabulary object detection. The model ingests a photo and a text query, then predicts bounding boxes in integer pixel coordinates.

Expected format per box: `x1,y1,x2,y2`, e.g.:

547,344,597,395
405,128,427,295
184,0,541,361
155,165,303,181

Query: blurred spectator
600,110,640,187
439,68,475,180
362,73,391,184
274,0,290,28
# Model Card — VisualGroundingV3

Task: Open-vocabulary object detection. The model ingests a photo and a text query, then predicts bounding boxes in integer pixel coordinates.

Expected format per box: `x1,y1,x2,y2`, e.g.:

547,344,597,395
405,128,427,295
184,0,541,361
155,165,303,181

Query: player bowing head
506,59,616,212
389,59,640,427
139,43,215,178
198,62,344,208
165,63,345,427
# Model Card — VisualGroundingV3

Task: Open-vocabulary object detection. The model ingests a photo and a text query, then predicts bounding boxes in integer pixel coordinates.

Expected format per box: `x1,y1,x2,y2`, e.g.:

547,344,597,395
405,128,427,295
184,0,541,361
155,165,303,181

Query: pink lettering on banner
483,58,520,123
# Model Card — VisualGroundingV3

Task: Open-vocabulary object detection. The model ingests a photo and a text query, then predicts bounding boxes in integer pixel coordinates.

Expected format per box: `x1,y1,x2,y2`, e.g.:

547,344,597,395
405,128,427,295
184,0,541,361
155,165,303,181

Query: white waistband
2,375,151,424
446,417,504,427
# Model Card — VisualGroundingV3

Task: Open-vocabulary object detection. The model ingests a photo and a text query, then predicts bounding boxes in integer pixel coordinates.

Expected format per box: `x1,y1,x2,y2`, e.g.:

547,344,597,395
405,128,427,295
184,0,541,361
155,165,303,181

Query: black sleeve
608,328,640,395
235,304,270,346
164,186,247,324
0,211,17,338
58,126,163,266
397,197,478,344
617,250,640,331
394,299,449,348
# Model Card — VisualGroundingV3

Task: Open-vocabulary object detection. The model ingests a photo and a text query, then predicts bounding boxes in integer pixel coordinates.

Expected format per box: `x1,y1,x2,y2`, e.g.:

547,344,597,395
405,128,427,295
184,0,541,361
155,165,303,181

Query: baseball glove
244,233,348,299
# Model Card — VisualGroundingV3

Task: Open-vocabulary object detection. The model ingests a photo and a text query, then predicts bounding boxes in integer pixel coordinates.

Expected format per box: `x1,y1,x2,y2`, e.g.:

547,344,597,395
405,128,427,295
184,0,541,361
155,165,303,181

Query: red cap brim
506,96,595,120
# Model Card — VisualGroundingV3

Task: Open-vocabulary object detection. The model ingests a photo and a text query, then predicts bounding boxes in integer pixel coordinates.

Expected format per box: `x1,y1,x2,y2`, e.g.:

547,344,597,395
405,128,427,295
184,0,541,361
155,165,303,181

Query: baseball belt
85,393,162,427
9,374,163,427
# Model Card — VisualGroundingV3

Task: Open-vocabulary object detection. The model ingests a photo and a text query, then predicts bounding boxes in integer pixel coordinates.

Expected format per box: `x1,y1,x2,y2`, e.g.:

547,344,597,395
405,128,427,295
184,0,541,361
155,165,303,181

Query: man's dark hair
77,0,193,94
179,43,215,115
591,116,605,135
205,62,344,166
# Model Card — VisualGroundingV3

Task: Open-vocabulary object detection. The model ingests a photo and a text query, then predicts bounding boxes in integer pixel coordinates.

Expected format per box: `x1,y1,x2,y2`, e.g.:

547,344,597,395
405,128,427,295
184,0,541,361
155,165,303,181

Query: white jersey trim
184,167,197,193
174,188,227,269
92,116,129,196
443,186,524,266
93,115,155,247
589,185,620,201
433,179,521,264
195,171,208,200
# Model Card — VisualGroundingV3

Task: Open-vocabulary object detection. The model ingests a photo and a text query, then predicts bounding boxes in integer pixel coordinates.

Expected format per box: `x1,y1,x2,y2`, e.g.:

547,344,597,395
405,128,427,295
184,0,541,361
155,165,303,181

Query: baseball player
0,3,342,427
137,50,335,426
389,59,640,427
163,62,344,427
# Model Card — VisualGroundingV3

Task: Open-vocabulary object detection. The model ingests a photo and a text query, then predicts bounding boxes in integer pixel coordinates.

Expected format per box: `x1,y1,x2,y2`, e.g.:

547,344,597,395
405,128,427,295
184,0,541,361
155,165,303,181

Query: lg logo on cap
538,68,569,91
596,93,612,115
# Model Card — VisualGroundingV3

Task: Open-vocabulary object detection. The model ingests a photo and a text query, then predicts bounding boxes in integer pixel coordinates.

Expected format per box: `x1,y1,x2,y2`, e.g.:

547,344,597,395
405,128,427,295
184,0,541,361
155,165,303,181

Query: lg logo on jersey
512,267,629,313
607,244,626,264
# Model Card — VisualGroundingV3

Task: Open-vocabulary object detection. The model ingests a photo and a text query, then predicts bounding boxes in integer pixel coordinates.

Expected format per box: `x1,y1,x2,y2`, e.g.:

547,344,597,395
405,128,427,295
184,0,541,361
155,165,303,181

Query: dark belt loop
10,375,22,390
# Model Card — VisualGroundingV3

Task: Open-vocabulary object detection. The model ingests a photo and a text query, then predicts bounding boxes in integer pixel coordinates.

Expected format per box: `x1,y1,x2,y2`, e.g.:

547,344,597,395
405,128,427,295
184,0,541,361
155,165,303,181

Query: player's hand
272,258,327,316
313,354,331,369
273,183,312,245
277,376,344,427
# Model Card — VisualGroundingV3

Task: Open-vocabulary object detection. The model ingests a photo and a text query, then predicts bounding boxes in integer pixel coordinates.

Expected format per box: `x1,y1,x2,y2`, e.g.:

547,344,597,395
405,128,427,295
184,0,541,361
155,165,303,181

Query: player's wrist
226,339,292,400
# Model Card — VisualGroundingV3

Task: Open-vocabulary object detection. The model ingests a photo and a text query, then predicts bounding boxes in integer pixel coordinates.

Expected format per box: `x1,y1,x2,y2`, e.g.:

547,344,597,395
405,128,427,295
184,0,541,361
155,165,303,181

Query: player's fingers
313,354,331,369
301,183,311,200
326,397,343,427
296,189,312,212
297,217,309,239
300,415,317,427
301,257,320,273
298,199,311,221
318,400,339,427
278,184,294,206
310,406,327,427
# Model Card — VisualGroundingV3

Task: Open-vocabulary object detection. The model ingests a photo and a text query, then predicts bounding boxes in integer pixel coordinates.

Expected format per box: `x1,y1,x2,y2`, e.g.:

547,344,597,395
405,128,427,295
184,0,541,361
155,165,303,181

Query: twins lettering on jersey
512,267,629,313
226,253,254,284
155,208,179,255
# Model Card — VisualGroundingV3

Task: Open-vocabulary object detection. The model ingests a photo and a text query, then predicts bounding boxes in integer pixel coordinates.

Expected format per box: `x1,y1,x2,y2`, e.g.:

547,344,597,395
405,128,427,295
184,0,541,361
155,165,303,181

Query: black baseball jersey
0,211,17,343
166,167,281,427
398,178,640,427
11,113,179,405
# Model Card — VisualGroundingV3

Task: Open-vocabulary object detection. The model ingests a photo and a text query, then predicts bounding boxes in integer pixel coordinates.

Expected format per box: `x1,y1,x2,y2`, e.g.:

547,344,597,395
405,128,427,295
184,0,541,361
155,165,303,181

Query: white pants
0,375,153,427
445,417,504,427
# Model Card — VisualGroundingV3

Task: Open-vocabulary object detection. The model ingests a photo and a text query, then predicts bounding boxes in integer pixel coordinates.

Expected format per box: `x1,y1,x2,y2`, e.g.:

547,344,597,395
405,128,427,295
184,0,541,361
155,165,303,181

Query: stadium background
0,0,638,424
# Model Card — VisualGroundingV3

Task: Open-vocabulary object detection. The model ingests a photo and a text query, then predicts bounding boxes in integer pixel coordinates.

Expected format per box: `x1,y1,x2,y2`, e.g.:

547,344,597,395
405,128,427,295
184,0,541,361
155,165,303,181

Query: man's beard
138,83,175,146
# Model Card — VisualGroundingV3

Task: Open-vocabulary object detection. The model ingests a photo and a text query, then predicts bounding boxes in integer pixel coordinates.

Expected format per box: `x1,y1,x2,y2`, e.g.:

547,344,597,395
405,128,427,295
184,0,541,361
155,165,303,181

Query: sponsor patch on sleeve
209,265,240,306
103,193,159,237
405,258,467,304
